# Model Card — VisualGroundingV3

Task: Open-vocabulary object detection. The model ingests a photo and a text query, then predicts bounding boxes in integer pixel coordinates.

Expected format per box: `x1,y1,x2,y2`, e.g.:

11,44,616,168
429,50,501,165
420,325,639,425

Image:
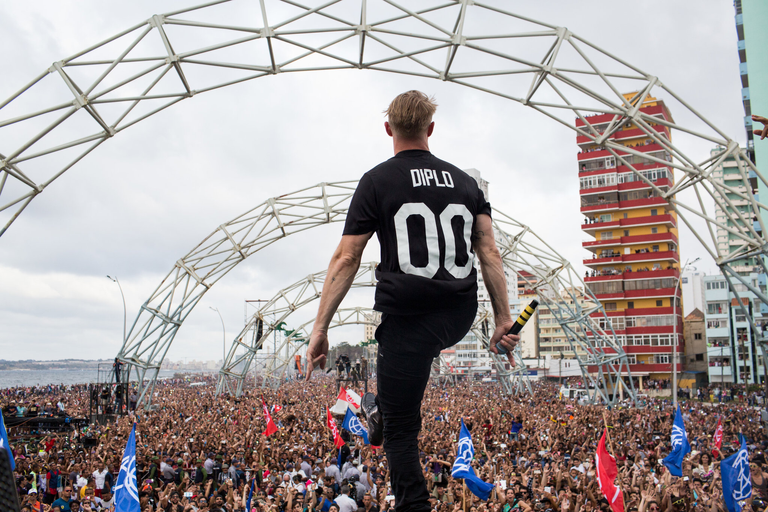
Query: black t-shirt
344,150,491,315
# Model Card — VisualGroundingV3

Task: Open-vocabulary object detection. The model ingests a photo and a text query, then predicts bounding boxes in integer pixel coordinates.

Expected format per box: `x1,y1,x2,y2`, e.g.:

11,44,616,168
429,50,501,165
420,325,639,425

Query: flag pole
601,412,626,512
601,411,616,456
463,480,468,512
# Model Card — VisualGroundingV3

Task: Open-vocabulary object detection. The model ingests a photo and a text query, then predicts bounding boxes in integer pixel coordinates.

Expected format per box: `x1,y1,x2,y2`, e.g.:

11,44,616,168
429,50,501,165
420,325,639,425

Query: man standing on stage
305,90,518,512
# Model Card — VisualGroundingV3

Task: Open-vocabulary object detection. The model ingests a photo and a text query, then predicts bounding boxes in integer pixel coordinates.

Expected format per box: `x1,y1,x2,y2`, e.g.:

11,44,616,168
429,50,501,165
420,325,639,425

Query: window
604,302,617,311
652,245,660,252
588,281,623,295
624,230,629,237
650,209,658,216
627,301,634,309
707,302,727,314
656,300,663,307
626,315,675,327
696,354,704,361
599,214,612,222
579,173,618,190
624,213,628,219
651,227,658,234
655,354,670,364
601,231,614,240
694,333,702,340
624,278,676,290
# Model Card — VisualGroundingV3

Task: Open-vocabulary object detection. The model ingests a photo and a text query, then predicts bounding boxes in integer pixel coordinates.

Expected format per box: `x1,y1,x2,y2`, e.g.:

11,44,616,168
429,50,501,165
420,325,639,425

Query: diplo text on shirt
410,168,455,188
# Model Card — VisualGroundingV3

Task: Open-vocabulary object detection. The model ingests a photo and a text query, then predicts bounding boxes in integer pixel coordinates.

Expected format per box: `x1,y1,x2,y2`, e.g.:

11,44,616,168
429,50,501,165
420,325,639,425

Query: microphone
496,299,539,354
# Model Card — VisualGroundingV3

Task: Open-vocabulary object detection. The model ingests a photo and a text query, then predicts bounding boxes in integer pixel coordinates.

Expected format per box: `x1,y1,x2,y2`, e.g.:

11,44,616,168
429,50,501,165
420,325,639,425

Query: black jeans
375,303,476,512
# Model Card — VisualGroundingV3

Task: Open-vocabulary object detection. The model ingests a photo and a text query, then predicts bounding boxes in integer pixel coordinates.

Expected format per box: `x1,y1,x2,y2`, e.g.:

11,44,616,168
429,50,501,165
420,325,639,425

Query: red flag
713,417,723,450
261,397,278,436
595,430,624,512
336,386,360,410
327,407,345,449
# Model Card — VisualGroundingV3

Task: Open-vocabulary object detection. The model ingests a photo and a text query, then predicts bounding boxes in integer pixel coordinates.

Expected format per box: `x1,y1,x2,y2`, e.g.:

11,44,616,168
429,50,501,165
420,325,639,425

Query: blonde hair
384,90,437,138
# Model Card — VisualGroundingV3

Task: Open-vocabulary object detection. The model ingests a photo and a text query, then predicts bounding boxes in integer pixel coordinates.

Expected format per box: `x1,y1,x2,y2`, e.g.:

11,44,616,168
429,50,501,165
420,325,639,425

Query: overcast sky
0,0,747,364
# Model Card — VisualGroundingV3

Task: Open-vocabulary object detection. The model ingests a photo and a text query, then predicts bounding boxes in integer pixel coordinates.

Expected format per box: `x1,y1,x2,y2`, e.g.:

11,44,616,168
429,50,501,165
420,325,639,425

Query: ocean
0,369,213,388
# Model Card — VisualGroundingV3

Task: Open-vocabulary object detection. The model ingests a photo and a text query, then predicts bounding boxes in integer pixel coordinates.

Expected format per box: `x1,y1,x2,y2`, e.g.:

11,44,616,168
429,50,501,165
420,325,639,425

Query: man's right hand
489,320,519,366
305,331,329,381
754,115,768,140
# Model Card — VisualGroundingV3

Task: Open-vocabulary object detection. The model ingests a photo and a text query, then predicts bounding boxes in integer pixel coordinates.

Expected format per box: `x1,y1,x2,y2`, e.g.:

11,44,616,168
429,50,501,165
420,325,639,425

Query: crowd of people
3,375,768,512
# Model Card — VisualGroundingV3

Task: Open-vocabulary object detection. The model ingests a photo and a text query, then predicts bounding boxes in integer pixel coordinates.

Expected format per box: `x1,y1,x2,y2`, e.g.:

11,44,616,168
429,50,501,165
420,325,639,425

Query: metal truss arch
5,0,766,401
117,181,356,406
215,264,532,395
216,264,379,395
1,0,764,262
118,177,631,408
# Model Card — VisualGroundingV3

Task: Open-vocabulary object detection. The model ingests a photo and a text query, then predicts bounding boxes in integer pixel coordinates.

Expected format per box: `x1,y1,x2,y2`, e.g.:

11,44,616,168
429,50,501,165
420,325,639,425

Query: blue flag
722,437,752,512
451,419,494,501
662,406,691,477
342,407,370,445
113,424,140,512
0,413,14,470
246,478,255,512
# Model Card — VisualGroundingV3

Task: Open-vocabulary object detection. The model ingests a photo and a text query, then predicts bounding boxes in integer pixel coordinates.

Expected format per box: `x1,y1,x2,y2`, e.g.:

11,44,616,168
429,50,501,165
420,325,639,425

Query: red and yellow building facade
578,94,682,381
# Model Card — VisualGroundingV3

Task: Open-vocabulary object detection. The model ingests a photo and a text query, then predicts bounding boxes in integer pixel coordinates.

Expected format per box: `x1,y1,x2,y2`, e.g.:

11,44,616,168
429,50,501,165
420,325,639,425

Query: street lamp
672,257,700,410
106,275,127,346
210,306,226,364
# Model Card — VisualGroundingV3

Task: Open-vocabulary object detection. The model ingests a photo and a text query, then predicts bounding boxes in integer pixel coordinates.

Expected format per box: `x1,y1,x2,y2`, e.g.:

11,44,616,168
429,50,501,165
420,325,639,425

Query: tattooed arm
305,232,373,379
472,213,518,365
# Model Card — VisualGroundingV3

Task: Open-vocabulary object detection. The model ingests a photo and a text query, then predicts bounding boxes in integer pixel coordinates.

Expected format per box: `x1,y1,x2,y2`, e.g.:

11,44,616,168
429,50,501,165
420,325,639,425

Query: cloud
0,0,747,362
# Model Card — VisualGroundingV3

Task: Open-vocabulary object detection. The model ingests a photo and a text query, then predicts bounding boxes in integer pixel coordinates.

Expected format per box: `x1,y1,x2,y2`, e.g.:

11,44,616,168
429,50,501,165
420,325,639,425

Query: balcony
585,269,679,282
584,273,624,283
706,327,730,338
619,196,669,209
580,177,672,196
590,306,675,318
626,325,677,335
583,237,622,249
707,346,731,357
624,287,678,299
575,105,670,129
622,250,679,264
584,250,679,267
583,255,623,267
583,232,678,252
617,177,673,192
581,201,620,214
620,214,676,228
707,365,733,376
586,362,681,375
581,214,676,234
577,123,671,146
624,268,679,280
622,231,678,246
577,143,667,164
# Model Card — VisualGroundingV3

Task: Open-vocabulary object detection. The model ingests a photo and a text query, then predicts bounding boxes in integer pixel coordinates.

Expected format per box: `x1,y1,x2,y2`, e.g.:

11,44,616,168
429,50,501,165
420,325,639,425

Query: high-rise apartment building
447,169,519,376
704,273,765,384
734,0,768,165
537,287,592,360
711,146,763,274
578,93,681,382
